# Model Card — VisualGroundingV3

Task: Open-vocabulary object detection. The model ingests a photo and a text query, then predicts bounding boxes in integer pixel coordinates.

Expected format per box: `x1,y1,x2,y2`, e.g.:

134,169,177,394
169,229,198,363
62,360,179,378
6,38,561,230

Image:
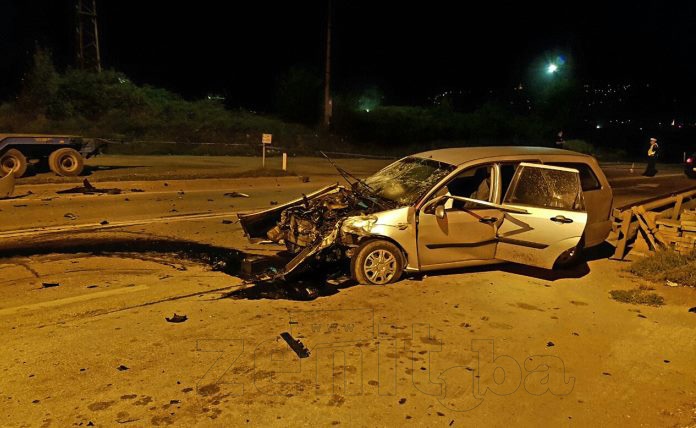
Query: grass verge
629,250,696,288
610,285,665,306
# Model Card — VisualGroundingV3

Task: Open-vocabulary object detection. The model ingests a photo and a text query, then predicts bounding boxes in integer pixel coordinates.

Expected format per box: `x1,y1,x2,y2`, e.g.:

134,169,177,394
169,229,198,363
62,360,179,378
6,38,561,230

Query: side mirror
435,205,445,220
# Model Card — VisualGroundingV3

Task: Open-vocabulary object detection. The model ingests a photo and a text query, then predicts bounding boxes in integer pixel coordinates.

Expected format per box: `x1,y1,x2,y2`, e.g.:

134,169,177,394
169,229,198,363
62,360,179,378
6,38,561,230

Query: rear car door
494,163,587,269
544,160,612,248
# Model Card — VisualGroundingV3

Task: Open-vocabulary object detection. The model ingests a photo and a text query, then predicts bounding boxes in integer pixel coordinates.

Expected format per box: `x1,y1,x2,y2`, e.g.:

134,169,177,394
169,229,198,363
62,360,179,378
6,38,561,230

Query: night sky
1,0,695,109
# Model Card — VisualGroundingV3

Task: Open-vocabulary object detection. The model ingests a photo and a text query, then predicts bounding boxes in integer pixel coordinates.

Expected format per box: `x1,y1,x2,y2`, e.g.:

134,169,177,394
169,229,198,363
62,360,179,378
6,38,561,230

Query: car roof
411,146,590,166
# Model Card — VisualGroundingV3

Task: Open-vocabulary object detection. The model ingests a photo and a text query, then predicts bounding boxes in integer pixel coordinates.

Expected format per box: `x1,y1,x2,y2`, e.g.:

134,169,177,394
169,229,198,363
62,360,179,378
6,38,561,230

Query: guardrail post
673,195,684,220
611,210,633,260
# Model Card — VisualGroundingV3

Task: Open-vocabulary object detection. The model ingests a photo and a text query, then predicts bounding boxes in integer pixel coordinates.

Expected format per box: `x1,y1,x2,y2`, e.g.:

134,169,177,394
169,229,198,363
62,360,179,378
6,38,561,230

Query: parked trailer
0,134,102,178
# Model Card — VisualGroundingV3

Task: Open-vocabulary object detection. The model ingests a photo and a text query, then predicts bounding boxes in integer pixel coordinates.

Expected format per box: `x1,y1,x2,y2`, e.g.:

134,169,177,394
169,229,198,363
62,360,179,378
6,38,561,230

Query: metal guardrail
96,138,398,159
96,138,252,147
314,151,397,160
610,185,696,259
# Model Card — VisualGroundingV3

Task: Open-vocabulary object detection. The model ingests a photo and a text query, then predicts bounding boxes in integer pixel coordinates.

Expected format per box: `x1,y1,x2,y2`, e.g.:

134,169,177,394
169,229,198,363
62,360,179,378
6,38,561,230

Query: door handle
550,215,573,224
479,216,498,224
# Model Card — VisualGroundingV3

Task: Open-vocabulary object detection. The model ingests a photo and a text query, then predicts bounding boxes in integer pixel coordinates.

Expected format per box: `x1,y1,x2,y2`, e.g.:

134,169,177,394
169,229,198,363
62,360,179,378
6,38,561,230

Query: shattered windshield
363,157,455,205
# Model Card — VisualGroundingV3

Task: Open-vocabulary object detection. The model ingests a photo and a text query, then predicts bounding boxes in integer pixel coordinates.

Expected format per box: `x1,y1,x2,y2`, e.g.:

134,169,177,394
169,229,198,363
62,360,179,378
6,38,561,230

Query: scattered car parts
0,171,15,199
224,192,249,198
280,332,310,358
57,178,122,195
41,282,60,288
165,314,188,323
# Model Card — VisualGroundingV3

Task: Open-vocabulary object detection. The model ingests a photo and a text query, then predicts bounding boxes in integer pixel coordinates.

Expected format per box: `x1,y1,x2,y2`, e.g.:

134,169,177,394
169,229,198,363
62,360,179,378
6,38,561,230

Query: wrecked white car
238,147,613,285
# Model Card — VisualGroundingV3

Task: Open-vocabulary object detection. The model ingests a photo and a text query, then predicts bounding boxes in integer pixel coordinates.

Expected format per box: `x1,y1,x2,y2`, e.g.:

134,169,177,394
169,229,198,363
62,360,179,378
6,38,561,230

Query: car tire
0,149,28,178
350,240,404,285
554,236,585,269
49,148,84,177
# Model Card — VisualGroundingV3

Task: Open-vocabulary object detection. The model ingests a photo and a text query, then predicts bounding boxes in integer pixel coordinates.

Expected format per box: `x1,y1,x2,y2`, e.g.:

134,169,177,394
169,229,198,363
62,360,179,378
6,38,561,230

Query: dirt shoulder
0,228,695,426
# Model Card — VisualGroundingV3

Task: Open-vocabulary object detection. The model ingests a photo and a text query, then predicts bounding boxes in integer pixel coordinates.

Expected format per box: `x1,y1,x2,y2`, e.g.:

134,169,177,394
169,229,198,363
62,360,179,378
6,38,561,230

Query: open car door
494,163,587,269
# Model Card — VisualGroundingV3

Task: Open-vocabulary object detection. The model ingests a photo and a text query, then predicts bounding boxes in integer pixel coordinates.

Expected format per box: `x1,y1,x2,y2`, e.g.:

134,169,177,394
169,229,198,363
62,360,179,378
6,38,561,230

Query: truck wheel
49,148,84,177
350,240,404,285
0,149,28,178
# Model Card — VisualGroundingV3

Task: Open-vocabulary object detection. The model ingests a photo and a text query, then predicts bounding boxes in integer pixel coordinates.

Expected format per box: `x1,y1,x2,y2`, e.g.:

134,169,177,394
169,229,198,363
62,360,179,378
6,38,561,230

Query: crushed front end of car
237,155,455,283
237,184,394,280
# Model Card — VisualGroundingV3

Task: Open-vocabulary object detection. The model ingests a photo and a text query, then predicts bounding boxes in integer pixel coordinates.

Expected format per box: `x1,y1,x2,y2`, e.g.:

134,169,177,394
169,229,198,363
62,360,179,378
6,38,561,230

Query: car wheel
49,148,84,177
554,236,585,269
351,240,404,285
0,149,28,178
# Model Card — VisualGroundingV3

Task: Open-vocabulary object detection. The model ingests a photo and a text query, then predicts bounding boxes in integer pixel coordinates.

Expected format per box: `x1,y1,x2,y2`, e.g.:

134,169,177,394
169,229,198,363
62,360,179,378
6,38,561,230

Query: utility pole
75,0,102,72
322,0,333,128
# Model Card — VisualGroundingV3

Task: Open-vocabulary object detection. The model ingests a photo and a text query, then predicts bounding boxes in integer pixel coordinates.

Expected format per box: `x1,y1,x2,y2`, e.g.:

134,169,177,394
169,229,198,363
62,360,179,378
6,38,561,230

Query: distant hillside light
547,63,558,74
358,93,380,113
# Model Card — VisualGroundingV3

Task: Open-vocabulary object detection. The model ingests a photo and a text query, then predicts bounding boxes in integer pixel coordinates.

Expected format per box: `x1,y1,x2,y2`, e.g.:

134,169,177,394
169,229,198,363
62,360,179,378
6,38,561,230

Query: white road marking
0,187,251,206
609,173,684,182
0,284,149,316
0,211,238,239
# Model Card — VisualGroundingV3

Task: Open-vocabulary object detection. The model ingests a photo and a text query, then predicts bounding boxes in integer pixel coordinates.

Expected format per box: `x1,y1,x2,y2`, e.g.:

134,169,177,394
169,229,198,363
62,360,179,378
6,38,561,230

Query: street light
547,63,558,74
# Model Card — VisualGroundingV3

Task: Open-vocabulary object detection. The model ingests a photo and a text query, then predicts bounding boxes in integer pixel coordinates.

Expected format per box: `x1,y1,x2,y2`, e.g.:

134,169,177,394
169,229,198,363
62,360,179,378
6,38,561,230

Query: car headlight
341,215,378,235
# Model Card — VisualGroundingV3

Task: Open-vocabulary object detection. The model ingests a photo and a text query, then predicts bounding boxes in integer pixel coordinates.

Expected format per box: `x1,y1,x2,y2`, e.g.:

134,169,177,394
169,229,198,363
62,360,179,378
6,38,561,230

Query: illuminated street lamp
547,63,559,74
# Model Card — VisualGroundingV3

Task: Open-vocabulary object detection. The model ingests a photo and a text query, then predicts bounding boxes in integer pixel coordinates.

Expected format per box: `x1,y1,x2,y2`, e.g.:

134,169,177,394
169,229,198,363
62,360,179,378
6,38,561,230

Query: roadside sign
261,133,272,168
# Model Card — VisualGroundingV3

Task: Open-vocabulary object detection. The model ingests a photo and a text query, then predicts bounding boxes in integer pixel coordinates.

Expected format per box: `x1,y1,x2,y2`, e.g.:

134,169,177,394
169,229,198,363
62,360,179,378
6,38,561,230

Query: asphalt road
1,156,692,234
1,156,695,426
610,174,694,207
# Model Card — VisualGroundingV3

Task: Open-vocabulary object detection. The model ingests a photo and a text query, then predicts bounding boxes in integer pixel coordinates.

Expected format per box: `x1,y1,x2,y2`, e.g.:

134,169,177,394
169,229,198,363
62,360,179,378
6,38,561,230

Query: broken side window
545,162,601,191
504,165,584,211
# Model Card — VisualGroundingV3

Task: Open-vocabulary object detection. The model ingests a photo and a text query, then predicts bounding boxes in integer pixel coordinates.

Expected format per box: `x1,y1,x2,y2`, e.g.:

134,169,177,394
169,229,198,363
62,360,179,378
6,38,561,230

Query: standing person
643,137,659,177
555,131,565,148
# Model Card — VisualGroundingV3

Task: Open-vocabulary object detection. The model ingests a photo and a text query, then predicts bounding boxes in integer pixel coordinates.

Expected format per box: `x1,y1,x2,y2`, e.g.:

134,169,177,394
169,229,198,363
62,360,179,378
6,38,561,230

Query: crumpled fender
339,207,418,270
237,184,342,239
